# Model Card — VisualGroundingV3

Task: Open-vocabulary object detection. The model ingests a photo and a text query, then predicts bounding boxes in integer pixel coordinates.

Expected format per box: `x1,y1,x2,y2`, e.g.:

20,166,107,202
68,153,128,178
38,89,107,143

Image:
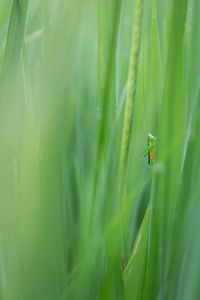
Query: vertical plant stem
96,0,122,163
120,0,144,177
0,0,29,90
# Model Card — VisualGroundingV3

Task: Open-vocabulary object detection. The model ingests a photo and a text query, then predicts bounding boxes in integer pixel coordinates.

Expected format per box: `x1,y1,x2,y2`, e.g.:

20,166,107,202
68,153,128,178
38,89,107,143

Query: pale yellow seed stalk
120,0,143,175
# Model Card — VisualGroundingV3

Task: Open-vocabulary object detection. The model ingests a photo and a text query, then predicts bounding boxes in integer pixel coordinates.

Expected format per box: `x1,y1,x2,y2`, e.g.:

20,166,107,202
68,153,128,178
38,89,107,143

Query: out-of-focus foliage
0,0,199,299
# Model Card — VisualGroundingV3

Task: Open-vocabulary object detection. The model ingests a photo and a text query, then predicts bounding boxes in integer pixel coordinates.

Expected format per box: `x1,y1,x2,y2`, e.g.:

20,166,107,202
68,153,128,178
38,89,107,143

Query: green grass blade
0,0,29,89
124,206,150,300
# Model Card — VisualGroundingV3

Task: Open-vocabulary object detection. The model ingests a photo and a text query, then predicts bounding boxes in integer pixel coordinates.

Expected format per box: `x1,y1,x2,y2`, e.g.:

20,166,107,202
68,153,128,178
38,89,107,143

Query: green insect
144,133,156,165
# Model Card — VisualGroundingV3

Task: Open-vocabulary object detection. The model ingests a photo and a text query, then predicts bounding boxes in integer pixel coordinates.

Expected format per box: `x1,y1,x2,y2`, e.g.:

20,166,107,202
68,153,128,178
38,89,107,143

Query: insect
144,133,156,165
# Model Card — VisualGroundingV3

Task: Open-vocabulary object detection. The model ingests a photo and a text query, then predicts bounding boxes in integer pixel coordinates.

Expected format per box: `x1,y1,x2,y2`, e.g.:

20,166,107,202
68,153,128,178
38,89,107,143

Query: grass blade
0,0,29,89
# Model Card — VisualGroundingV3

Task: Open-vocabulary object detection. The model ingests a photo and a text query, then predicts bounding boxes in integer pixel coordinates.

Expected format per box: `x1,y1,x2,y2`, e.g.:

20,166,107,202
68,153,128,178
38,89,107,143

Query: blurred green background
0,0,200,299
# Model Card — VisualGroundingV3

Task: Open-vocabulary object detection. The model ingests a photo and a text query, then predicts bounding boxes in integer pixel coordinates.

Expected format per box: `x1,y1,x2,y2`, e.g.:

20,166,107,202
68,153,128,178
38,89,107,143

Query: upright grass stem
0,0,29,91
96,0,122,163
120,0,144,178
118,0,144,267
